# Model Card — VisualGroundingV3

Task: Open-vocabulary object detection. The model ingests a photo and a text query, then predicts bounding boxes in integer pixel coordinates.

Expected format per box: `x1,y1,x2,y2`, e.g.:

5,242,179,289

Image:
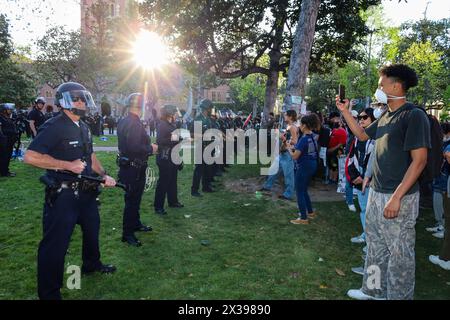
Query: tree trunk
263,59,280,120
284,0,321,105
262,0,288,126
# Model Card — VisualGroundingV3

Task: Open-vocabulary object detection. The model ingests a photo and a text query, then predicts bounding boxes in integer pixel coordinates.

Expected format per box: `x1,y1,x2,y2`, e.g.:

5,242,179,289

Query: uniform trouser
362,190,419,300
433,191,445,227
154,160,179,210
0,139,14,176
192,161,211,192
440,190,450,261
119,165,146,237
38,189,101,300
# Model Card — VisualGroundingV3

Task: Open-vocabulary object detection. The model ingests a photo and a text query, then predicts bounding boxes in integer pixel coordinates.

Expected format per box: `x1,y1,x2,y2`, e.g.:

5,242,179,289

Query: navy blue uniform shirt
28,111,94,182
0,115,17,137
156,119,178,162
117,112,153,161
28,107,47,132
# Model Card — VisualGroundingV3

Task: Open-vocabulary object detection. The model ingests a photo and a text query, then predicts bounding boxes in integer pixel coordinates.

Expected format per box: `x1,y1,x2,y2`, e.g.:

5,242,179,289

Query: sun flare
133,30,171,70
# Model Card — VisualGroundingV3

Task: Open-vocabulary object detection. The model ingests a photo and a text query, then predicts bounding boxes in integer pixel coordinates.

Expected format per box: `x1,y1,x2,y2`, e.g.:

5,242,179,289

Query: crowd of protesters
256,64,450,300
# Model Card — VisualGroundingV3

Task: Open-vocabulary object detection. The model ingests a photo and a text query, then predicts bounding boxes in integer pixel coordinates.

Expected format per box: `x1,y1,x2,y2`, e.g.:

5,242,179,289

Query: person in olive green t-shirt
336,64,431,300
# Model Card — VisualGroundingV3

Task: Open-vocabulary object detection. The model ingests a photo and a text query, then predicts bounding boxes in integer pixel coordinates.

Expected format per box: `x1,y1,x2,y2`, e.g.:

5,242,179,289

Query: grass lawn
92,135,118,148
0,152,449,300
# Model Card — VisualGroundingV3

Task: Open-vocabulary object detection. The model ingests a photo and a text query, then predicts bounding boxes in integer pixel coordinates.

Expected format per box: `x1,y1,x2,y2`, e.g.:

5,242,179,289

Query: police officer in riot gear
154,105,183,215
117,93,158,247
24,82,117,300
28,97,47,138
190,99,214,197
0,103,18,177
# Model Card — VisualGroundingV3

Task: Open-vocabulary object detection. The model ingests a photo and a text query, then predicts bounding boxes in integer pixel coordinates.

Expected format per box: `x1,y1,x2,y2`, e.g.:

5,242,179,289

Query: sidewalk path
94,147,118,152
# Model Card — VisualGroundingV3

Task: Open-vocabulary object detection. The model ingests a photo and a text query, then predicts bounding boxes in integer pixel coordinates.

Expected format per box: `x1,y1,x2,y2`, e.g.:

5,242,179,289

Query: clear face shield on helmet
1,103,15,117
59,90,97,116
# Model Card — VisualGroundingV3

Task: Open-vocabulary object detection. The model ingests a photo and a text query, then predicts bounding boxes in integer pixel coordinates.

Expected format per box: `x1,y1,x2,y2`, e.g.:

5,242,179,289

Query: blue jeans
346,179,354,205
295,160,317,220
263,152,295,199
356,187,370,240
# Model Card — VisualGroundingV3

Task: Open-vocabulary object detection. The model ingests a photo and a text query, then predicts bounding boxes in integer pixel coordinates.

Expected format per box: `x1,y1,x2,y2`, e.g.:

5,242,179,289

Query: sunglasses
70,95,87,103
358,115,369,120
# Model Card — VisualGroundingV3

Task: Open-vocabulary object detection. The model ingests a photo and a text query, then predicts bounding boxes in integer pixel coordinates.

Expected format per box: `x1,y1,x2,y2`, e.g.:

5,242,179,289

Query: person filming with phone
336,64,430,300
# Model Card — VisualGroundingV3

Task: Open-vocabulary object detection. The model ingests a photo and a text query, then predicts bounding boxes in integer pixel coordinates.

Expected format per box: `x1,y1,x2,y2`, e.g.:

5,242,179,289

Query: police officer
154,105,184,215
0,103,18,177
209,110,222,179
24,82,117,300
217,112,230,173
117,93,158,247
28,97,47,138
0,114,7,176
191,99,214,197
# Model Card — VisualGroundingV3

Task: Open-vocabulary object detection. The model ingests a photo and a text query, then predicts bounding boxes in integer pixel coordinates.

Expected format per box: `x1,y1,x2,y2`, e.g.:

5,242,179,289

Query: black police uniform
27,107,47,138
154,118,181,211
218,116,229,171
0,113,17,176
28,111,107,300
117,112,154,239
209,116,222,178
0,122,6,168
191,112,214,194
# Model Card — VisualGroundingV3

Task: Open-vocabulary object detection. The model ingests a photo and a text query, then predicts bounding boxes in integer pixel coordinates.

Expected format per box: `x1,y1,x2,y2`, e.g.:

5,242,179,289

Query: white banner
337,155,347,194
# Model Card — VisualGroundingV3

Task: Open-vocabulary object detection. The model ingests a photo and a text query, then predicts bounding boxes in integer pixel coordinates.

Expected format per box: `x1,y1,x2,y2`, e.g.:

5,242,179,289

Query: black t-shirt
365,103,431,194
318,127,331,149
27,112,94,182
27,108,46,133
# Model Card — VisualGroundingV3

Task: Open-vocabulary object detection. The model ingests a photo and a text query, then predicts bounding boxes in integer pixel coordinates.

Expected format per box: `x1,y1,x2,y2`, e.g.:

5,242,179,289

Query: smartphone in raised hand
339,84,346,103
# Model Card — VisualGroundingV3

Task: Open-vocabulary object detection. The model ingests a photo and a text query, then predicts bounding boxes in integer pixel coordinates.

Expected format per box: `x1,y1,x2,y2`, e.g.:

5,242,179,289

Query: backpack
403,104,443,183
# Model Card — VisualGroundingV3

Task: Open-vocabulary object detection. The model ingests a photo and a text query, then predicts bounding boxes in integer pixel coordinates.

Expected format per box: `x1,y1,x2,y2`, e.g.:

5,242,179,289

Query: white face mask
373,107,384,119
374,88,406,105
444,135,450,142
374,89,388,104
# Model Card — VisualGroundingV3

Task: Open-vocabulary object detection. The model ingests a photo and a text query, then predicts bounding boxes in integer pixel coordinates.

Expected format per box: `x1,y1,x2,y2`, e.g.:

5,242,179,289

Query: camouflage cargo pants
361,189,419,300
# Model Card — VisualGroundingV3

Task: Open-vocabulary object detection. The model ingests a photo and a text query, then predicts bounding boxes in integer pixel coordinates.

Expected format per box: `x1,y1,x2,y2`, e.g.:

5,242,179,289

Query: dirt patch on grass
224,176,344,203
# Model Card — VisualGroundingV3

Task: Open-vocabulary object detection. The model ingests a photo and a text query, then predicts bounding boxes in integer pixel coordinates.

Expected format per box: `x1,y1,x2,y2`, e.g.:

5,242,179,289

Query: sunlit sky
1,0,449,50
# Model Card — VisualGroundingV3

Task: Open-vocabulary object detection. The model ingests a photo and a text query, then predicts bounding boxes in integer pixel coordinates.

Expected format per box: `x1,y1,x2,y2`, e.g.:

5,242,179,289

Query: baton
61,171,127,191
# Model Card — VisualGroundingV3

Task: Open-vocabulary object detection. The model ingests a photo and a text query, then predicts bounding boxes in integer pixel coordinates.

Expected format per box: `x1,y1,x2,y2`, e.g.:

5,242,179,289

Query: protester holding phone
261,110,297,201
289,114,320,225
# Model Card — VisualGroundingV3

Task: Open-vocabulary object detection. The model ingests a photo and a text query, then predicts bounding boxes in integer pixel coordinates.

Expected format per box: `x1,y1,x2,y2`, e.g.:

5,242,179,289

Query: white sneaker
426,225,444,233
432,231,445,239
429,255,450,271
351,235,366,244
347,289,385,300
351,267,364,276
348,204,357,212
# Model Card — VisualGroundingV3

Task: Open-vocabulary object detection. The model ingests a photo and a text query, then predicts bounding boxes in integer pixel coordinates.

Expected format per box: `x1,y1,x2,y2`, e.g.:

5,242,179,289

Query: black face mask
329,122,339,129
71,108,87,118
